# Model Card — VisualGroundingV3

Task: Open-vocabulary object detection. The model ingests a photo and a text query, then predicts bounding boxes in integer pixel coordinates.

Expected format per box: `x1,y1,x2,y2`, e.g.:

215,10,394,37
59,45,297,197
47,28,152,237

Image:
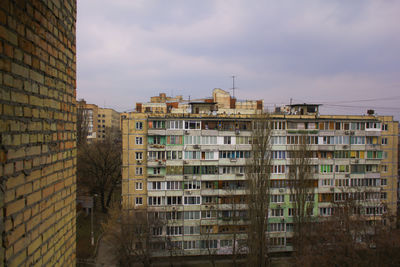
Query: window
271,195,284,203
382,124,388,131
204,151,215,160
288,208,297,217
200,240,218,249
135,197,143,205
381,178,387,186
350,122,365,130
224,136,231,144
184,151,201,159
152,227,162,236
205,181,213,189
184,121,201,130
202,210,216,219
168,135,181,145
135,182,143,190
335,165,349,173
167,120,183,129
272,165,285,174
135,137,143,145
366,122,381,130
366,206,386,215
166,181,182,190
270,208,284,217
166,151,182,160
136,122,143,130
381,165,388,172
149,181,162,190
152,167,161,175
166,226,183,236
219,151,250,159
184,211,200,220
184,196,201,205
148,196,163,206
350,136,365,145
167,196,182,205
236,136,251,144
184,226,200,235
269,223,285,232
149,120,165,129
320,165,333,173
184,181,201,190
135,167,143,175
220,240,232,248
184,241,199,250
381,138,388,145
319,207,333,216
272,151,286,159
135,152,143,160
270,237,285,247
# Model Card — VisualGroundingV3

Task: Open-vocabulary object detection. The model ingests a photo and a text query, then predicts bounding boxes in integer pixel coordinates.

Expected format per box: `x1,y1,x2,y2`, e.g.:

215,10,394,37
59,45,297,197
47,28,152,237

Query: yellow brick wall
122,113,148,209
0,0,76,266
379,116,399,217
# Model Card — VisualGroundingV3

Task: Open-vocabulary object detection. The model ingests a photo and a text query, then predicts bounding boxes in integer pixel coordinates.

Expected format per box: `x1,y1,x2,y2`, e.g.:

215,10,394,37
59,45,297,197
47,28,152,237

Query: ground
76,210,107,266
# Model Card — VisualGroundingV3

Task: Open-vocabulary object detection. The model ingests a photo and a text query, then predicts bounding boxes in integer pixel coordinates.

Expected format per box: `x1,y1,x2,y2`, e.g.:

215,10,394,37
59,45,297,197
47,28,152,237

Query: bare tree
77,138,121,212
296,192,400,267
288,135,314,258
222,181,247,266
102,207,165,267
201,225,218,267
77,99,89,146
246,114,273,267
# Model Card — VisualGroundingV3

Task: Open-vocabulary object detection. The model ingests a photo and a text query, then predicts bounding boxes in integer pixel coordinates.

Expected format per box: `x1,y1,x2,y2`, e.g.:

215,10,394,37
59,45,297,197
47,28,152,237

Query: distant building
97,108,121,141
78,100,120,142
122,90,398,255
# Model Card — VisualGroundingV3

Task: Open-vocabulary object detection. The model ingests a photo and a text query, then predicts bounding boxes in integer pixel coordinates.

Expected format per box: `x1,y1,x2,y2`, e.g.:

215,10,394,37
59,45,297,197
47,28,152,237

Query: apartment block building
78,100,99,142
121,89,398,255
78,100,120,142
97,108,121,141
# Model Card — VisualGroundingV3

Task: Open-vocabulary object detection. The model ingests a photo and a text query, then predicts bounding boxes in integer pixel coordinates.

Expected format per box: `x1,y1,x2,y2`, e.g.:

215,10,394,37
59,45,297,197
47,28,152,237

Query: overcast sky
77,0,400,119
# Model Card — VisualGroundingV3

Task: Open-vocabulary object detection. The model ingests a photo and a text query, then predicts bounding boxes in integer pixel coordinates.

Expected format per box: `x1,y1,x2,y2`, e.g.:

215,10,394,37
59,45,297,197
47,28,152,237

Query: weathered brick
28,236,41,255
6,224,25,245
1,0,77,265
6,173,25,189
0,25,18,45
6,199,25,216
27,191,41,206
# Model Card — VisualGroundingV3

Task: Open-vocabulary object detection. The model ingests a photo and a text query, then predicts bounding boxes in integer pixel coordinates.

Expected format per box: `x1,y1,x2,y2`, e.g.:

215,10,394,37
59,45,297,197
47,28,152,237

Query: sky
77,0,400,119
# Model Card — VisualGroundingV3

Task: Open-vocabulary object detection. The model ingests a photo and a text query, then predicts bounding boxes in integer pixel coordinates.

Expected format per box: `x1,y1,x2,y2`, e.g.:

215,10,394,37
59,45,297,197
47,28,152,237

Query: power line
320,96,400,104
292,95,400,105
322,104,400,111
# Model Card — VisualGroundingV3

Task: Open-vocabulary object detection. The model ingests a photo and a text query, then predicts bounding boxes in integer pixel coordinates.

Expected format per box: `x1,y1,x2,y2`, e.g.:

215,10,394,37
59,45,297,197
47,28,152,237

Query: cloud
77,0,400,118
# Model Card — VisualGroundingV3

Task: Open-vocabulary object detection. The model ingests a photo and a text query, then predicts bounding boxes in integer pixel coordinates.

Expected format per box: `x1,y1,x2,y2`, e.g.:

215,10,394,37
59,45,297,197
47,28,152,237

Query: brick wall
0,0,76,266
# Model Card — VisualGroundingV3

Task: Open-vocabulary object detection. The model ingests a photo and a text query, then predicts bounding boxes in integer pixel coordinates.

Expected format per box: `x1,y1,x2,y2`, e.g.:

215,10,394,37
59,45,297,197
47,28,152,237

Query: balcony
148,144,166,149
148,129,166,135
147,160,166,167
